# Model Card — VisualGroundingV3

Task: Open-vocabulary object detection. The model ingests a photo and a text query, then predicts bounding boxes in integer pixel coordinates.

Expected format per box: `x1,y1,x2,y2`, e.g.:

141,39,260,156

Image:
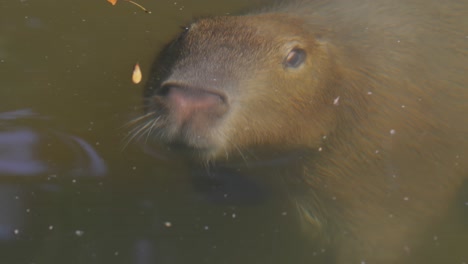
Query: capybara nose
161,83,228,124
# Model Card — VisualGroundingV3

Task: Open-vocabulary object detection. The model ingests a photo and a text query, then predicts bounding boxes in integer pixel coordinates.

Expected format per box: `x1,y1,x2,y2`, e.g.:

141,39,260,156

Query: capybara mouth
148,82,229,150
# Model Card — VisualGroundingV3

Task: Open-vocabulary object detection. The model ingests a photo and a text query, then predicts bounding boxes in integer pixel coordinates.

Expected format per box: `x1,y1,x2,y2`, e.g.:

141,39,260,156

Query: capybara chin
139,0,468,262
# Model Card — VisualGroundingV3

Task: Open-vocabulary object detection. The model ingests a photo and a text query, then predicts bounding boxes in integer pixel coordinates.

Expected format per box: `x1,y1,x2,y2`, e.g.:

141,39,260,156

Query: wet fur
138,0,468,263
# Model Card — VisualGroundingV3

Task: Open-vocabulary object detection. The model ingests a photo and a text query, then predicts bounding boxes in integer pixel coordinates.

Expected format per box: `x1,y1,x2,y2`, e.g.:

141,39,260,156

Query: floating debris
107,0,152,14
132,63,142,84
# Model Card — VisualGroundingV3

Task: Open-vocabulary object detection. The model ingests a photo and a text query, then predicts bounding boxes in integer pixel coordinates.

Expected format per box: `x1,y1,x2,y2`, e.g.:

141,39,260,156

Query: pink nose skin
166,85,227,125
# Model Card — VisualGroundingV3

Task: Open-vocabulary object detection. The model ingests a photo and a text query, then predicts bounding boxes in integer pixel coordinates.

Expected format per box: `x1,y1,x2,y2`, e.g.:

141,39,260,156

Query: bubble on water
403,245,411,253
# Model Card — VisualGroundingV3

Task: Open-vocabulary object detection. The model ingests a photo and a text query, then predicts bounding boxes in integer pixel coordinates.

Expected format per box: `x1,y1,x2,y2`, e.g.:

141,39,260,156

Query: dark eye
283,48,306,69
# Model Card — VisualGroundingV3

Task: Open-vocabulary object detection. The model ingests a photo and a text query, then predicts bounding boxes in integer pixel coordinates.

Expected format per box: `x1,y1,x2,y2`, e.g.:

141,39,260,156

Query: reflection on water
0,0,467,264
0,109,106,177
0,107,309,264
0,109,107,260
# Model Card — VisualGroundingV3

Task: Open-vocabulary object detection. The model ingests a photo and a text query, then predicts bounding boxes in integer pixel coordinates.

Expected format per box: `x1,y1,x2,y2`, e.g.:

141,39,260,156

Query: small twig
125,0,151,14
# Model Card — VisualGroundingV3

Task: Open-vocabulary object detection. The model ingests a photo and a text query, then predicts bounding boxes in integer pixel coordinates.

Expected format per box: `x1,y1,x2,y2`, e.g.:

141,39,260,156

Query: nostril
157,83,172,96
157,82,228,124
159,82,227,104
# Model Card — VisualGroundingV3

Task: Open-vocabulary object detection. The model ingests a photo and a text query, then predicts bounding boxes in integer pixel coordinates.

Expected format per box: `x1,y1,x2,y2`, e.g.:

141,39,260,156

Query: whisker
218,130,249,166
121,119,154,151
124,120,151,139
145,116,161,143
133,120,155,142
120,111,156,129
232,143,248,166
121,123,146,151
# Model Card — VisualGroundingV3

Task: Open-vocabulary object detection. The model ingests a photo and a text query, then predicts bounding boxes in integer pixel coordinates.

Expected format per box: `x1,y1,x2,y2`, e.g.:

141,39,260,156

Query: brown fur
141,0,468,262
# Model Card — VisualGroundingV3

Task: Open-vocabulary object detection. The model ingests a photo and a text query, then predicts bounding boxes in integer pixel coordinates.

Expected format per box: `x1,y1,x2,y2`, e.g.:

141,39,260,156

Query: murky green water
0,0,467,263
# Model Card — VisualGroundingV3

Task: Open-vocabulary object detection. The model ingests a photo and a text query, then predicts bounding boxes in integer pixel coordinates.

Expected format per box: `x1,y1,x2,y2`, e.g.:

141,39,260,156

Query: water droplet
333,96,340,105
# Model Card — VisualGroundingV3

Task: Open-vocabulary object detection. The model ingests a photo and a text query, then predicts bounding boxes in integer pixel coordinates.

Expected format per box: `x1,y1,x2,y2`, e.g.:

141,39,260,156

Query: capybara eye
283,48,306,68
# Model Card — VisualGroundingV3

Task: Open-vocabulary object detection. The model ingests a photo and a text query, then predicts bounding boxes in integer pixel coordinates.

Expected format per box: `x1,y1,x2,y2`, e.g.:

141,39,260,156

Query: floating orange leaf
132,63,142,84
106,0,151,14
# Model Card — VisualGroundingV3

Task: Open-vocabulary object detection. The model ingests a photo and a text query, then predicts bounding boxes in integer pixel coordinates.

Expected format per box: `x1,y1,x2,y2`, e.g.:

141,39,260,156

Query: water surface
0,1,467,264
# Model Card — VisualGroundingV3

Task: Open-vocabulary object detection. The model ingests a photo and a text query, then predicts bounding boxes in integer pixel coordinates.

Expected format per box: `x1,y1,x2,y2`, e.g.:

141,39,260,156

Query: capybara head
142,14,344,161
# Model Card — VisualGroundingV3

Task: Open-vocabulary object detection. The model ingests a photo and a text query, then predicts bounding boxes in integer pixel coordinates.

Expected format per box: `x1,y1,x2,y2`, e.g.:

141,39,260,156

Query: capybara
138,0,468,262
